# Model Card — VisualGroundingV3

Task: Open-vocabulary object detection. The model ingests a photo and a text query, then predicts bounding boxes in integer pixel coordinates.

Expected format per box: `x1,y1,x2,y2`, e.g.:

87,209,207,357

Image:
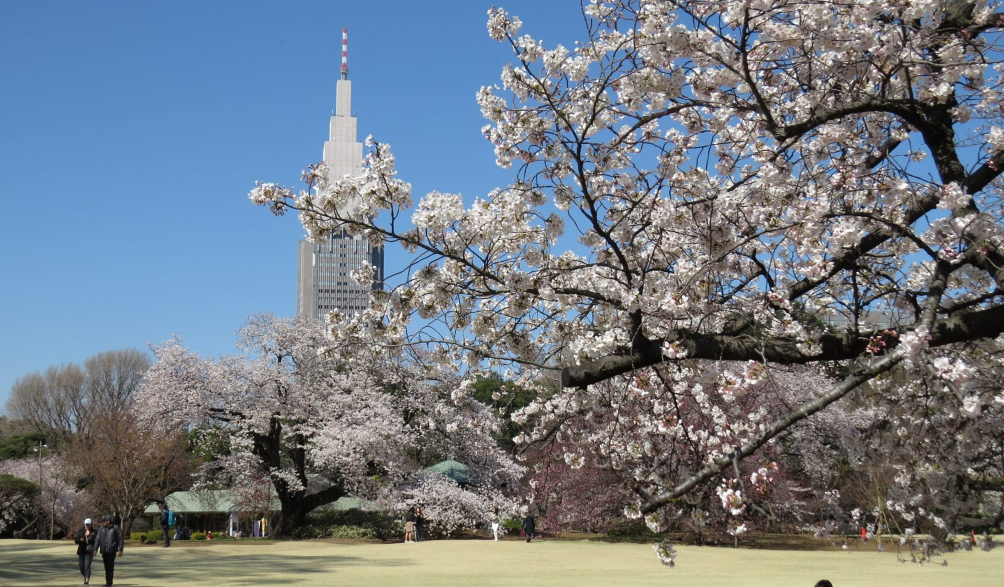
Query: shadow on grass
0,541,412,586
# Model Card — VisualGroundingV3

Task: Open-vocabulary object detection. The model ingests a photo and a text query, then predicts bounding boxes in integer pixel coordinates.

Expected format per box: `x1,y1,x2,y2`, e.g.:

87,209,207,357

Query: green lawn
1,537,1000,586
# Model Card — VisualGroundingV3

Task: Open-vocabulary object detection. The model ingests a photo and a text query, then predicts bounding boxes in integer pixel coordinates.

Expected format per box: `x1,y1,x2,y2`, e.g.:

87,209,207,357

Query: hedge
290,509,401,541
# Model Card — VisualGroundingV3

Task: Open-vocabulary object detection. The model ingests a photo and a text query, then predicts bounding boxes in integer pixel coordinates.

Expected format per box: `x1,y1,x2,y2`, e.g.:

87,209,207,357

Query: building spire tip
340,27,349,80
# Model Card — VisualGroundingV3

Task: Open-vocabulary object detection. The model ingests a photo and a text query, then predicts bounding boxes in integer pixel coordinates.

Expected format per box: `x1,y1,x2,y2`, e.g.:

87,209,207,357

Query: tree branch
639,352,903,514
562,304,1004,388
302,479,347,512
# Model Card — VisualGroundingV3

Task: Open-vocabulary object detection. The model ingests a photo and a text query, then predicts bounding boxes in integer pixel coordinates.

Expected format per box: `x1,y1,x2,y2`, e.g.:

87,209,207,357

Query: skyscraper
296,29,384,319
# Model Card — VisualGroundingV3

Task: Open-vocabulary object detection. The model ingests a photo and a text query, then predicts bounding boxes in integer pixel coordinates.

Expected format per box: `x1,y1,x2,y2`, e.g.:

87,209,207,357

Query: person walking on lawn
73,518,97,586
160,504,172,547
522,512,535,543
491,507,501,541
95,515,123,587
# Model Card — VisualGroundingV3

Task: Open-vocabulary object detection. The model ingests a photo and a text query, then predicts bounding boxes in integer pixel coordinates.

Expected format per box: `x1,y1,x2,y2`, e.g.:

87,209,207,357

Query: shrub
296,508,401,541
291,525,325,540
328,526,377,540
502,518,522,531
145,529,163,543
0,432,46,460
605,521,661,541
292,523,379,540
129,532,145,542
191,532,206,541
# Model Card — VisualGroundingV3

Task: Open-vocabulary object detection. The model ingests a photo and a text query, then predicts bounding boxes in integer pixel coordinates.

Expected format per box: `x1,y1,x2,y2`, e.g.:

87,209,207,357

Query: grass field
1,537,1001,587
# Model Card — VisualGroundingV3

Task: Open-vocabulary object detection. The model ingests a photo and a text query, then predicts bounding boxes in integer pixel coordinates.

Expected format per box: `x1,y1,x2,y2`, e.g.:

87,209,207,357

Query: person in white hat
73,518,96,585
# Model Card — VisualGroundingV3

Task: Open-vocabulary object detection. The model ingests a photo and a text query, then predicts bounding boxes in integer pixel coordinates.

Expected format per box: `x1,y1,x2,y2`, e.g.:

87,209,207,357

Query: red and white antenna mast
340,27,348,80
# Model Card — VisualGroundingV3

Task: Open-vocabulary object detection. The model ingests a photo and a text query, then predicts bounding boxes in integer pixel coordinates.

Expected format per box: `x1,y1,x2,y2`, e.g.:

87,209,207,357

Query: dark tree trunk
254,420,349,537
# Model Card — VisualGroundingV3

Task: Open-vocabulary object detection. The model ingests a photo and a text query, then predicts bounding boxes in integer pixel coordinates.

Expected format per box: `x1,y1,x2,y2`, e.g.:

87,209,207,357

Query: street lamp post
35,440,46,540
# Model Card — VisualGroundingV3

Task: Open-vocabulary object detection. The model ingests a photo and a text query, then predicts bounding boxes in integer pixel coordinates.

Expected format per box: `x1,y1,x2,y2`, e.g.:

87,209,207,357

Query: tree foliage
5,349,150,442
469,374,540,453
0,431,47,460
0,473,39,535
4,348,191,535
0,455,91,539
64,409,192,535
136,315,521,536
251,0,1004,552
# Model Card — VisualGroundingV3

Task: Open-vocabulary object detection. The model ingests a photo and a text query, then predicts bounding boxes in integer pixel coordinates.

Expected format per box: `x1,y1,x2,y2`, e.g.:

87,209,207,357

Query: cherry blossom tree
395,471,515,537
521,440,635,534
0,455,91,539
842,340,1004,536
252,0,1004,552
135,315,520,536
517,364,843,538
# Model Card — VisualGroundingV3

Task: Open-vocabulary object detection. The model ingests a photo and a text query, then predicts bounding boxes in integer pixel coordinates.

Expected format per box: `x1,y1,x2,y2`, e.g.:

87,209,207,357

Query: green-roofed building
142,490,248,516
321,494,369,511
145,465,470,536
144,490,366,536
423,459,470,485
143,490,269,536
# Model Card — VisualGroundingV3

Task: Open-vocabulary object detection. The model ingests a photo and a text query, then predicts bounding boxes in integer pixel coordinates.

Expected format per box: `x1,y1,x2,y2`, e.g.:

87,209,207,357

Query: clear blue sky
0,1,583,410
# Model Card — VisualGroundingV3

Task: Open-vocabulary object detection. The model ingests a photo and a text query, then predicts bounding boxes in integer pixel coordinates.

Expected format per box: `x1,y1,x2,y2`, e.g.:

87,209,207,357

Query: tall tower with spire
296,29,385,319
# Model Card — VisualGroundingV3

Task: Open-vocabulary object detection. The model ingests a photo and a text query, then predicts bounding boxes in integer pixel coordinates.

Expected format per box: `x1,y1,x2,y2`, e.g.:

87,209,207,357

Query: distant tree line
1,349,192,538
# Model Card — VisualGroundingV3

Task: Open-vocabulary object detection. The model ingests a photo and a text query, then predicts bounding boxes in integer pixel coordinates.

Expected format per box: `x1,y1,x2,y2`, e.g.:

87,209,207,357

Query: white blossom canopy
136,315,522,533
252,0,1004,528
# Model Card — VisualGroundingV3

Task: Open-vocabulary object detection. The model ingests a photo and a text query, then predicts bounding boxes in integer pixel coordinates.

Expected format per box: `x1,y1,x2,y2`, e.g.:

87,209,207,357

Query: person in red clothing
861,526,868,542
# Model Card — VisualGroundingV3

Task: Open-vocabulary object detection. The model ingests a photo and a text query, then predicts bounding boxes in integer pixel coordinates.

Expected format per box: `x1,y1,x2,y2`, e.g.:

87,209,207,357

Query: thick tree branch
963,245,1004,291
302,479,347,512
562,304,1004,387
966,151,1004,194
774,100,928,142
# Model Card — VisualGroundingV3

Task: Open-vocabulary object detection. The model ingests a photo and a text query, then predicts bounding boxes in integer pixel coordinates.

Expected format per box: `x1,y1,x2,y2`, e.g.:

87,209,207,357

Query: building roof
144,490,363,515
322,495,368,511
143,490,279,515
423,459,470,484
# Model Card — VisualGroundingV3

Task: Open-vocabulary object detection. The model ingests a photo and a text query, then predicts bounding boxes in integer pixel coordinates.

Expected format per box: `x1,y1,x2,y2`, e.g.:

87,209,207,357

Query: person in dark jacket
160,505,171,547
404,506,416,543
414,507,425,543
95,515,123,586
73,518,97,585
522,513,535,543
